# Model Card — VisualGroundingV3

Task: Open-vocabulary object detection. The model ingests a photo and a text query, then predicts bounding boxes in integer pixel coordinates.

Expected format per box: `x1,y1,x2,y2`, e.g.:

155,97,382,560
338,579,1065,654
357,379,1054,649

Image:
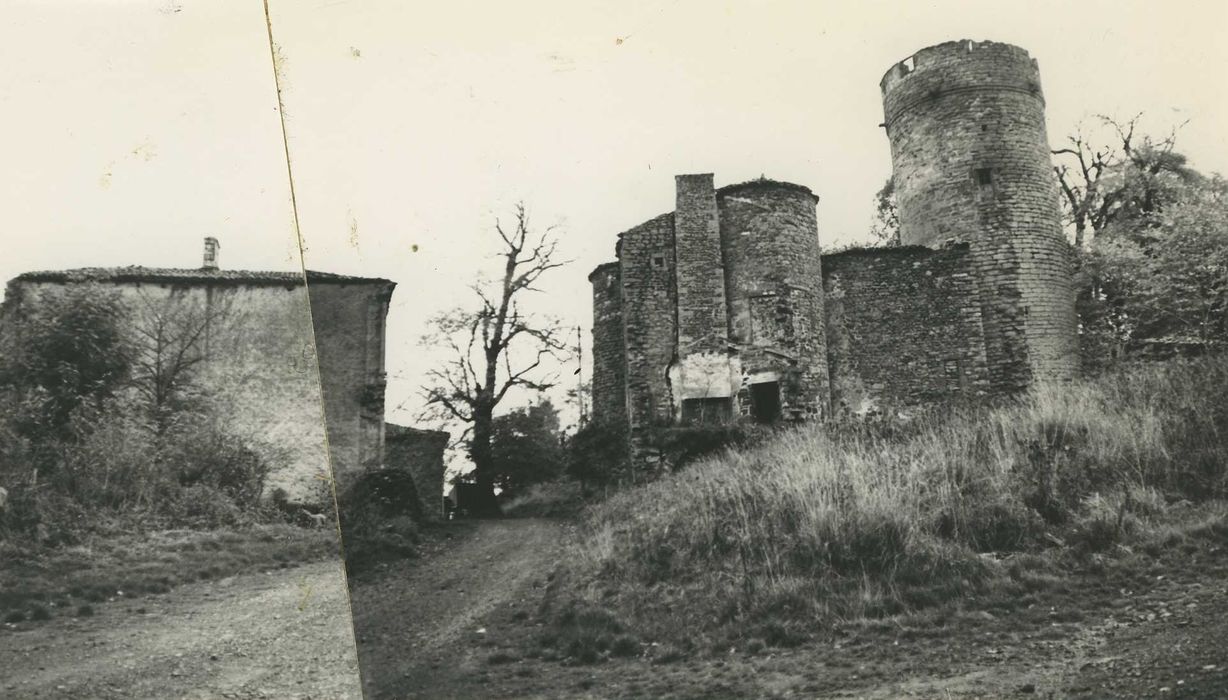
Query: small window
651,254,666,269
974,168,993,187
681,397,732,425
945,358,967,391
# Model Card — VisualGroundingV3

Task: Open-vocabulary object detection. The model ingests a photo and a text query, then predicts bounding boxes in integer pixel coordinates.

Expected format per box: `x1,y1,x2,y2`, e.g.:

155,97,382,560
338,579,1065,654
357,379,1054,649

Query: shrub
337,469,423,575
567,421,629,487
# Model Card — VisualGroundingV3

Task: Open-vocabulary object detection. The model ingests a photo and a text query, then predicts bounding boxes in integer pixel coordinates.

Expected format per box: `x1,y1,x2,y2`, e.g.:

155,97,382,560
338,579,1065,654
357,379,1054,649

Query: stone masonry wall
881,40,1079,392
309,280,395,490
717,180,830,419
670,174,739,419
821,245,990,413
618,213,678,429
384,423,448,520
588,262,626,427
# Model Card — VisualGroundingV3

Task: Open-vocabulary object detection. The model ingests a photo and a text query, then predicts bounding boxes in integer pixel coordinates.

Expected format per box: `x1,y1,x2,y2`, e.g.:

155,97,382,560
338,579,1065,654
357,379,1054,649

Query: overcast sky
3,0,1227,434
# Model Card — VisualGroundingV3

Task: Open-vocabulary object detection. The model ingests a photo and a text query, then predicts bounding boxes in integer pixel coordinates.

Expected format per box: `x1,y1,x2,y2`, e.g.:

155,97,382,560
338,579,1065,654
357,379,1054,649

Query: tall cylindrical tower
588,262,626,427
717,179,830,419
881,40,1079,391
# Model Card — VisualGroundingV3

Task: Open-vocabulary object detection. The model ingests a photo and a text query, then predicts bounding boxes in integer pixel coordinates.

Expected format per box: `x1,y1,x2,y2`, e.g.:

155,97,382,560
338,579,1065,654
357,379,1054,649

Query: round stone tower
880,40,1079,391
716,179,830,420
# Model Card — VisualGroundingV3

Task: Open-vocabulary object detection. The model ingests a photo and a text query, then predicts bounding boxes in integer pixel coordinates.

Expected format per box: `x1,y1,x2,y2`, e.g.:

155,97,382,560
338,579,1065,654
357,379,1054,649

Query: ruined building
590,40,1080,470
384,423,448,519
3,237,395,501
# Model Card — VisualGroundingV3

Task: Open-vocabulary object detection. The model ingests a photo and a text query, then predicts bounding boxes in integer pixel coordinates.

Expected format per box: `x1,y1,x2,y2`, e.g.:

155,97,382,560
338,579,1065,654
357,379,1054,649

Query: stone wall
308,279,396,489
717,180,830,419
618,213,678,429
588,262,626,427
821,245,991,413
881,39,1079,392
384,423,448,520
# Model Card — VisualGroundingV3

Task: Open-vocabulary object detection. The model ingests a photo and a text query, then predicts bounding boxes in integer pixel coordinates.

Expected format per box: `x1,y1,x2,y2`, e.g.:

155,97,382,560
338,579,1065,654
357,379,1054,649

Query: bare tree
420,203,572,514
1052,114,1195,249
128,290,238,435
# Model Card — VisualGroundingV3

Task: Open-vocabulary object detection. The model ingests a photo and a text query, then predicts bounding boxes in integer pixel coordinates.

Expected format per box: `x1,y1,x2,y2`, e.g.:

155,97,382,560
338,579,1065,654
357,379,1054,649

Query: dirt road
351,518,1228,699
0,560,364,699
348,518,568,699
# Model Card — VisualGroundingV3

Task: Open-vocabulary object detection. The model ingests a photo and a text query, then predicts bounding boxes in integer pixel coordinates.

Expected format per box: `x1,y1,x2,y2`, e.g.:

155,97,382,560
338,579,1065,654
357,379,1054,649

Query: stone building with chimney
3,237,395,501
589,40,1080,472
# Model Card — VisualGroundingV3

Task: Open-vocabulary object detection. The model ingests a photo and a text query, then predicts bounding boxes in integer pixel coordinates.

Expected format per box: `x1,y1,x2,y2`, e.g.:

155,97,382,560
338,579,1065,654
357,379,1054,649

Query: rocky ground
350,518,1228,699
0,559,364,699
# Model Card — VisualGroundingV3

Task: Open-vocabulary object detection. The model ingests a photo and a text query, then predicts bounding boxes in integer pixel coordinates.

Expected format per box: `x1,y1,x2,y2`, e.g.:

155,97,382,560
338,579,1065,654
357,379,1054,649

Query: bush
567,421,629,487
337,469,424,575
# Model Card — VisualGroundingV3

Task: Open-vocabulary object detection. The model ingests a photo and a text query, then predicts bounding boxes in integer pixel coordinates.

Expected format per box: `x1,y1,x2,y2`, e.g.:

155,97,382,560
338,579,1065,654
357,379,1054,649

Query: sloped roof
12,266,393,286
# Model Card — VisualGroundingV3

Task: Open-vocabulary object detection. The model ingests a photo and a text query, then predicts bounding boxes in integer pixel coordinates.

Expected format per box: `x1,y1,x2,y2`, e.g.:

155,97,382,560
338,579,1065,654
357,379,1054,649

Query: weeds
553,357,1228,652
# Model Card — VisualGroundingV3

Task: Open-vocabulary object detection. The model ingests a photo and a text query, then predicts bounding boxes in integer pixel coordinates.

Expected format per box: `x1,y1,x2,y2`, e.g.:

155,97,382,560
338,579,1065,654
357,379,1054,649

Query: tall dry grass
554,357,1228,648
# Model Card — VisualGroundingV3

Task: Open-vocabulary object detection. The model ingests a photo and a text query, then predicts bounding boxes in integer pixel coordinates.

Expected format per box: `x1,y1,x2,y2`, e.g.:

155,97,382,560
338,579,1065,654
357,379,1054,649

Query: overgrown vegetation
0,285,298,546
337,469,423,576
544,356,1228,657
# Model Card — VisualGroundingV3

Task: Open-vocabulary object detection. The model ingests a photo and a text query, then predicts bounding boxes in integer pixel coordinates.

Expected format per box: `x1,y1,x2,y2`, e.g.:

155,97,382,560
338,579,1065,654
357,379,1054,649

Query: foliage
644,420,769,473
1056,115,1227,368
567,421,629,487
868,176,900,247
489,399,565,496
337,469,423,576
1085,176,1228,348
0,284,131,444
419,202,573,514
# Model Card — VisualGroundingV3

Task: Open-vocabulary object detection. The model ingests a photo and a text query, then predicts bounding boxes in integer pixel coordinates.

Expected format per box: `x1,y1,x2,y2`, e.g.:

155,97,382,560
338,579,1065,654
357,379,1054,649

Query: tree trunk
468,400,501,517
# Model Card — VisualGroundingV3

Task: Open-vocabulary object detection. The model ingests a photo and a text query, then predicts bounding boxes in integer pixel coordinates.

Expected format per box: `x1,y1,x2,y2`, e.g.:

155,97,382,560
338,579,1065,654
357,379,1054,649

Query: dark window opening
974,168,993,187
749,382,782,424
681,397,732,425
944,358,966,391
651,254,666,269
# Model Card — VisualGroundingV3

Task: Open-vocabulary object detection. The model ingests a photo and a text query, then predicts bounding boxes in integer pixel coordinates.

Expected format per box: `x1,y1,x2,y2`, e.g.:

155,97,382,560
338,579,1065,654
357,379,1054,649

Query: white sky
3,0,1227,436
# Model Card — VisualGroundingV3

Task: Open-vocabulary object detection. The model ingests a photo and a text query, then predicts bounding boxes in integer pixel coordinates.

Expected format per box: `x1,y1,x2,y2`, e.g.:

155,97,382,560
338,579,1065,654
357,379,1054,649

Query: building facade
590,40,1079,472
3,238,395,501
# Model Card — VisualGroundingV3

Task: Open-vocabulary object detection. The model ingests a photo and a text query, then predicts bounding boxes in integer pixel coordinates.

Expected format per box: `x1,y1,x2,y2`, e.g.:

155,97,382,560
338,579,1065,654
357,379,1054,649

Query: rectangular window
680,397,732,425
974,168,993,187
651,254,666,269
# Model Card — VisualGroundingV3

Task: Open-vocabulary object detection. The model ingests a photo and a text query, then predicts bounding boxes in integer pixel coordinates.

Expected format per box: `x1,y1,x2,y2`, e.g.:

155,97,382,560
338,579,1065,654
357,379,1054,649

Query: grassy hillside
542,357,1228,659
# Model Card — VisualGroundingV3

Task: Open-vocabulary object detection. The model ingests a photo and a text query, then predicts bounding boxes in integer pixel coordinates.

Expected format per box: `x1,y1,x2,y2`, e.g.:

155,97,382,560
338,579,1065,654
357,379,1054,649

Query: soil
350,518,1228,699
0,559,364,699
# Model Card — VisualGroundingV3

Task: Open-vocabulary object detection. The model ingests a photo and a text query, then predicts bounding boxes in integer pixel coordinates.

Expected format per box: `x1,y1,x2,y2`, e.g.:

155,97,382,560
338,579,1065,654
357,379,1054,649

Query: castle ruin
589,40,1080,472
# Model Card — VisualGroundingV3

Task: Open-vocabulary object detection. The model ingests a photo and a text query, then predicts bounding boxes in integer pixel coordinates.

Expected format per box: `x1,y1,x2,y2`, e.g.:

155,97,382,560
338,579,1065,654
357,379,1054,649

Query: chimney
203,237,220,270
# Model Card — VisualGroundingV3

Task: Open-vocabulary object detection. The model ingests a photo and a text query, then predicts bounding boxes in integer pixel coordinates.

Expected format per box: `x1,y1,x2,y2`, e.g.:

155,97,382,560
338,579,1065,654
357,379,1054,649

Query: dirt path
0,560,363,699
352,519,1228,699
348,518,568,699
